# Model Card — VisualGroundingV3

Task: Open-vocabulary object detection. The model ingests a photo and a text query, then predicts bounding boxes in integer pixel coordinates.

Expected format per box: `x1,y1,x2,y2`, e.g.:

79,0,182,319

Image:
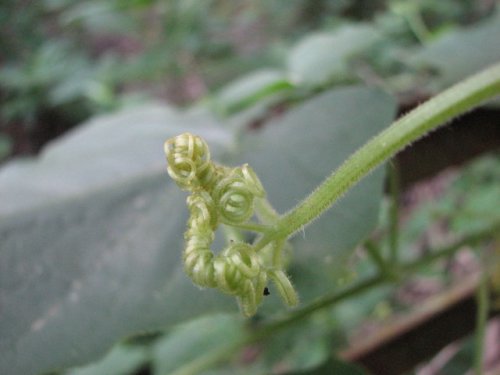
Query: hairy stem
254,197,280,224
255,63,500,250
388,162,400,264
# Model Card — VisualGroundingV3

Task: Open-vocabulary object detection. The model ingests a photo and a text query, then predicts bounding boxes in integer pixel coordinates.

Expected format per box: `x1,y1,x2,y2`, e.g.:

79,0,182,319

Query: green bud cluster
164,133,298,316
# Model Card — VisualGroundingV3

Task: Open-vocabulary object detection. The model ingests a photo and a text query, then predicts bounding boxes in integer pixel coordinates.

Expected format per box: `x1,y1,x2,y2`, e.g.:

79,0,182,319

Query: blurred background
1,1,500,375
0,0,496,161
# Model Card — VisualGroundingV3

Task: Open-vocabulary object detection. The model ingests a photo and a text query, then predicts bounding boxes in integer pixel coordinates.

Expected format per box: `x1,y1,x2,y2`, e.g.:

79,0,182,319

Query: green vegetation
1,1,499,374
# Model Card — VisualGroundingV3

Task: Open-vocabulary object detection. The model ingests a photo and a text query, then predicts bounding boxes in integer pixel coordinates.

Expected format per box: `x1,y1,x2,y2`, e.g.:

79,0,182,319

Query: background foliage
1,1,499,374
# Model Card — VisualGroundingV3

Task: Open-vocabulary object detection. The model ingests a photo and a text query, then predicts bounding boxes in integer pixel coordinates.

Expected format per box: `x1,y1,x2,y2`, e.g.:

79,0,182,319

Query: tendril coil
164,133,219,191
213,165,265,224
214,243,267,316
164,133,298,316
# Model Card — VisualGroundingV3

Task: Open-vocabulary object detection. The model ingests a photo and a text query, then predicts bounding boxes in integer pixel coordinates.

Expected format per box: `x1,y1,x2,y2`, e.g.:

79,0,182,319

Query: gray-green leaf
287,24,381,86
0,87,395,375
411,12,500,88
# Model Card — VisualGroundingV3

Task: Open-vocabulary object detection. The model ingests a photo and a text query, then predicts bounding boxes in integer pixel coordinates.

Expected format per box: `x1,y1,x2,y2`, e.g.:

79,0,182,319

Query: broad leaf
0,104,230,216
240,86,396,306
287,24,381,86
411,12,500,88
214,69,293,115
284,357,367,375
66,344,149,375
0,104,234,375
152,314,246,375
258,312,335,373
0,87,395,374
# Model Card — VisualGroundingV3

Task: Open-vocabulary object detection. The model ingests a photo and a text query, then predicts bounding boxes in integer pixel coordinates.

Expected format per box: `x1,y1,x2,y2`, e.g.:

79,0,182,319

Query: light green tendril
165,133,298,317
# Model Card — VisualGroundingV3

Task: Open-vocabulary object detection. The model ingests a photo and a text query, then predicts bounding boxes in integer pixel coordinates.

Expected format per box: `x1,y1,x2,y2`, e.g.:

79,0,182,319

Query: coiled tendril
214,243,267,316
213,165,265,224
164,133,298,316
165,133,217,190
187,191,218,230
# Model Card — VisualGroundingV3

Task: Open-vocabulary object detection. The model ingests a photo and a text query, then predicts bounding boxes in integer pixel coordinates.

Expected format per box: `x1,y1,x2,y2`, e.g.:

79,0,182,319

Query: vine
165,62,500,317
165,133,298,316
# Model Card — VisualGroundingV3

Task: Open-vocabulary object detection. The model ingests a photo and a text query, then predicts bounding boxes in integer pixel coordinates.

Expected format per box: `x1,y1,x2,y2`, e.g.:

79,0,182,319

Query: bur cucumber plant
165,133,298,316
165,62,500,316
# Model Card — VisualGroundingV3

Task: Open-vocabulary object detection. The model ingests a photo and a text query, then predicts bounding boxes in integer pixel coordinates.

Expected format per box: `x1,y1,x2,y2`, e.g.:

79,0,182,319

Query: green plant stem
365,240,395,280
262,223,498,335
406,10,432,44
388,161,400,264
255,197,280,224
260,274,387,335
177,223,498,374
474,270,489,375
254,63,500,251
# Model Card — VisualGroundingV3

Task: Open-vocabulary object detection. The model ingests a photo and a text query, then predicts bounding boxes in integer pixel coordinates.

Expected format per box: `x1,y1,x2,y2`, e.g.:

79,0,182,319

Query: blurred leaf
0,135,13,161
287,24,381,86
284,356,367,375
0,41,94,122
48,64,94,106
399,154,500,248
60,0,137,33
0,104,234,375
0,65,32,90
152,314,246,375
451,183,500,233
411,11,500,87
214,69,293,115
0,87,395,375
201,364,265,375
0,104,228,215
240,86,396,306
66,344,149,375
437,337,475,375
335,284,393,331
445,155,500,235
259,313,336,373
